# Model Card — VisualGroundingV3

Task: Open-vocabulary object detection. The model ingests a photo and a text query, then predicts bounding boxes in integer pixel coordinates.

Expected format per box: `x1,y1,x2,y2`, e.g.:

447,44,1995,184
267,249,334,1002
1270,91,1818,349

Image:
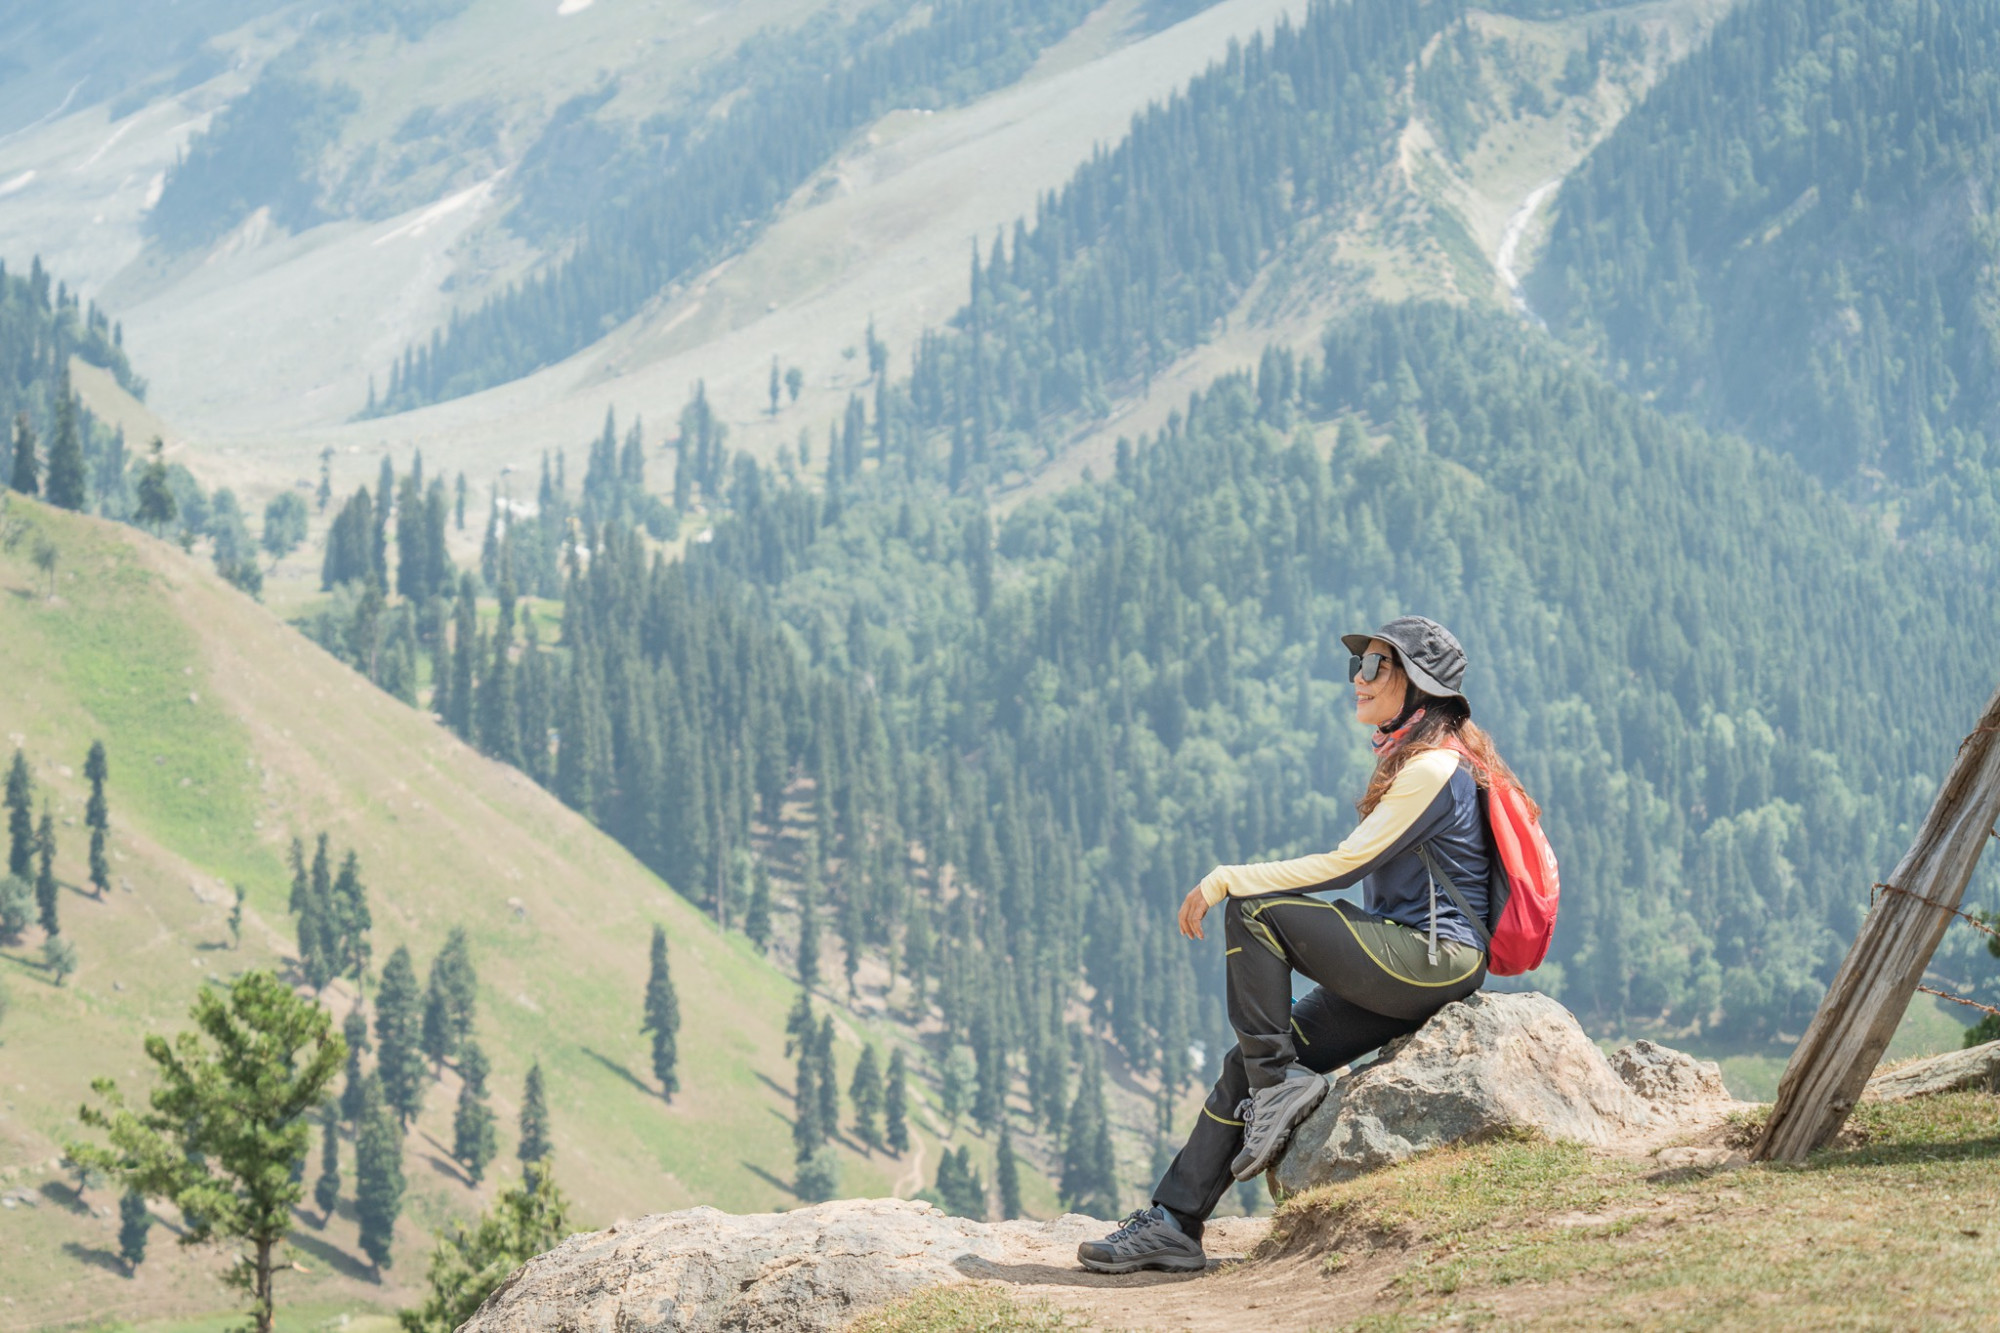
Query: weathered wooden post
1754,682,2000,1163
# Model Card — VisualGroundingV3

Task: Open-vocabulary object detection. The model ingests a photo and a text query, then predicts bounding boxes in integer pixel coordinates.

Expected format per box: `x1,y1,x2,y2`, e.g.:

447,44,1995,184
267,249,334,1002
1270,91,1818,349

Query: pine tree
422,927,476,1072
933,1146,985,1219
313,1113,341,1221
34,805,57,936
794,1143,840,1203
373,456,393,584
295,835,335,992
340,1008,371,1125
996,1120,1022,1220
9,413,38,496
838,886,862,998
744,862,772,950
641,924,680,1098
5,750,32,880
452,1042,498,1185
518,1062,552,1179
448,575,478,741
940,1047,969,1130
83,740,108,897
476,577,521,764
884,1048,910,1154
330,850,373,983
784,990,814,1057
354,1075,405,1273
849,1046,883,1149
1060,1046,1118,1218
421,968,453,1075
134,439,176,532
117,1188,150,1271
792,1038,823,1155
375,946,426,1129
796,879,821,990
287,838,309,916
45,371,86,511
815,1016,839,1138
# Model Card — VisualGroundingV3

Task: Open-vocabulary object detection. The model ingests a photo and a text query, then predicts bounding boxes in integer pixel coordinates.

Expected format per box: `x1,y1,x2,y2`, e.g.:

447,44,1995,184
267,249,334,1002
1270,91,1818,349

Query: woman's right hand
1178,885,1212,941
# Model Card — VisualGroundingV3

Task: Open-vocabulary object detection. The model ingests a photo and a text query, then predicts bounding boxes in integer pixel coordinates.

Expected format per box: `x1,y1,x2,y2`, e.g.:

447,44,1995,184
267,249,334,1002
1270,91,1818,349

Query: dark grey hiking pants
1152,894,1484,1227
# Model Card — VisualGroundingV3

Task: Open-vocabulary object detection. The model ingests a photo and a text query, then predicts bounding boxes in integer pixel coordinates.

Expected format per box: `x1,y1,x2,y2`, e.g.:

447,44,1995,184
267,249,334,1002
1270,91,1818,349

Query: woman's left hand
1178,885,1212,941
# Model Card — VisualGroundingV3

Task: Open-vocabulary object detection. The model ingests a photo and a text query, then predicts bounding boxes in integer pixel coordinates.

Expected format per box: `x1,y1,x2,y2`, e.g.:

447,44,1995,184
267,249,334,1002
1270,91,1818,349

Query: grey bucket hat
1341,616,1468,704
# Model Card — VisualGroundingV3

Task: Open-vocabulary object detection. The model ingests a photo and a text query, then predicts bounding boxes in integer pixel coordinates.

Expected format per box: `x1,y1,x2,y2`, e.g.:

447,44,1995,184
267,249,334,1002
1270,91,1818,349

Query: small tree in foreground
398,1163,571,1333
69,972,344,1333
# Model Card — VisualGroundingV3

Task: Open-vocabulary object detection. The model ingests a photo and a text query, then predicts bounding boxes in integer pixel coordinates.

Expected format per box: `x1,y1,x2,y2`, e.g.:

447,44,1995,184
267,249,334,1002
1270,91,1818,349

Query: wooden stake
1754,682,2000,1162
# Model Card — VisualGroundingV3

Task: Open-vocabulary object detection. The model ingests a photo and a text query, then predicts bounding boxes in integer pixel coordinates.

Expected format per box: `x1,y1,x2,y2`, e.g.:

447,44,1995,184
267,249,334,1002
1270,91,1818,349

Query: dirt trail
956,1102,1754,1331
893,1134,928,1199
963,1216,1371,1332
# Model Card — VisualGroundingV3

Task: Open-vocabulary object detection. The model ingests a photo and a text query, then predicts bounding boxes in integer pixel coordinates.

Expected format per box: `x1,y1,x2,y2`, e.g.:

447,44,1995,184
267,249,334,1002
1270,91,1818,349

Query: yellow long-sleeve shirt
1196,748,1463,905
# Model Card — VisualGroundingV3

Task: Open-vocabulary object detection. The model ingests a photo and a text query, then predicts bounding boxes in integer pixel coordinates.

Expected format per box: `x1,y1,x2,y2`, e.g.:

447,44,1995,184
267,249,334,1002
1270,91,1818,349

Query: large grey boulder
1270,991,1733,1195
460,1197,1107,1333
1863,1039,2000,1102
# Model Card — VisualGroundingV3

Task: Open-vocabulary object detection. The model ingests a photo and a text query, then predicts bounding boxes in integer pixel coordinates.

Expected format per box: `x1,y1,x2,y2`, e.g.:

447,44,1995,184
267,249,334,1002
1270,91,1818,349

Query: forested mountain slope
374,301,1999,1137
1527,0,2000,552
0,253,142,433
366,0,1121,412
0,500,1006,1329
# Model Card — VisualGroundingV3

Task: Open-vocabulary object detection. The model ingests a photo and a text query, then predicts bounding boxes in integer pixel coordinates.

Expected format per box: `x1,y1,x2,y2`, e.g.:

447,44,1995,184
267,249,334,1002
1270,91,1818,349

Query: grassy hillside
0,495,1085,1331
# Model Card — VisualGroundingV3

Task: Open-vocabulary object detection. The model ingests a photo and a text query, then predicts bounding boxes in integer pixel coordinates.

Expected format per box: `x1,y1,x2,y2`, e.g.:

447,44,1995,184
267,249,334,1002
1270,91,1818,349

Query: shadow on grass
40,1181,91,1215
581,1046,658,1100
741,1160,797,1199
422,1148,475,1188
61,1241,128,1276
1802,1136,2000,1172
286,1226,376,1281
753,1069,793,1102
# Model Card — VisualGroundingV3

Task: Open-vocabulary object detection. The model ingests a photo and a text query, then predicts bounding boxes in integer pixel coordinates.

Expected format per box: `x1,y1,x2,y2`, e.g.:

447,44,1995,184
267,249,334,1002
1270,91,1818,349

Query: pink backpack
1417,739,1560,977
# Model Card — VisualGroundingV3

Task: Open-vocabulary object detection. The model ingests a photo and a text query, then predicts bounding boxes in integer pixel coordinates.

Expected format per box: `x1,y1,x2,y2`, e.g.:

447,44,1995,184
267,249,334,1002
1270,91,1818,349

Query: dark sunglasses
1348,652,1398,683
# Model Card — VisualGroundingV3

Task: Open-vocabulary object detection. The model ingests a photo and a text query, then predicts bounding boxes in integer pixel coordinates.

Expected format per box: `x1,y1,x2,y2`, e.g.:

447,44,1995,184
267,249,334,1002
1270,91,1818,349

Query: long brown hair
1357,694,1535,818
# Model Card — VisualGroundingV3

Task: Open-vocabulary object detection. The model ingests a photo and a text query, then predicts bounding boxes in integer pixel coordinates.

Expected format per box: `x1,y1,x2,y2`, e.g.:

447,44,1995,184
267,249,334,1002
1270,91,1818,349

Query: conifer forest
7,0,2000,1322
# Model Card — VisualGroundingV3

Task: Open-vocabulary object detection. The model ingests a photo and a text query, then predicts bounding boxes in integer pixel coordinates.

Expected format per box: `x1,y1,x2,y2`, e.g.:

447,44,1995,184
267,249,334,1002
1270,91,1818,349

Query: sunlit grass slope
0,496,927,1328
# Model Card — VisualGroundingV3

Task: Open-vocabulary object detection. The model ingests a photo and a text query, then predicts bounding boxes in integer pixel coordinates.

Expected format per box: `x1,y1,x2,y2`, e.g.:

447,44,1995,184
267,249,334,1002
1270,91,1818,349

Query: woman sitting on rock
1079,616,1509,1274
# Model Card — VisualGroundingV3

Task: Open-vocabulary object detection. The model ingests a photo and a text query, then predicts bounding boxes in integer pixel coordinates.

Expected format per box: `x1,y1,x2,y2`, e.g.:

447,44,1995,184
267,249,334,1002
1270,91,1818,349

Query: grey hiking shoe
1228,1066,1328,1181
1076,1205,1207,1274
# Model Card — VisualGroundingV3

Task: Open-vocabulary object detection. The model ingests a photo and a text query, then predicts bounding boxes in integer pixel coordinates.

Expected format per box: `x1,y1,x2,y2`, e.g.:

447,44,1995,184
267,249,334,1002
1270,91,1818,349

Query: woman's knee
1204,1044,1250,1107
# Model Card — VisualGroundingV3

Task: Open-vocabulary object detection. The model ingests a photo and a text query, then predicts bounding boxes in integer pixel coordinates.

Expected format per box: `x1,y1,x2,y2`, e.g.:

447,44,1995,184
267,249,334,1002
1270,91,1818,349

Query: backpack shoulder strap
1416,842,1492,950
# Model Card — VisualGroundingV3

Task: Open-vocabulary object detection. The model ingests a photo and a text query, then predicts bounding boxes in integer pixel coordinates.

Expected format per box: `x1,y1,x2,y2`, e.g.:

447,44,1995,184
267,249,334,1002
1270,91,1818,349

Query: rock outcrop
463,995,1745,1330
460,1197,1110,1333
1607,1038,1733,1106
1270,991,1737,1195
1863,1039,2000,1102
